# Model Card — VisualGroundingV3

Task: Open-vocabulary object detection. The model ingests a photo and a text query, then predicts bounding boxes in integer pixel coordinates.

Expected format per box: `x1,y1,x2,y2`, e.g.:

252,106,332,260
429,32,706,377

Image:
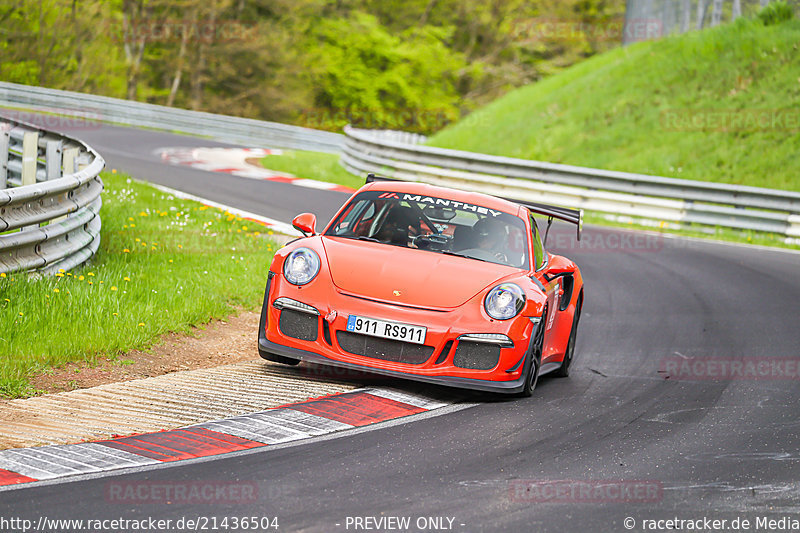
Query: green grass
428,17,800,192
260,150,363,190
0,171,279,398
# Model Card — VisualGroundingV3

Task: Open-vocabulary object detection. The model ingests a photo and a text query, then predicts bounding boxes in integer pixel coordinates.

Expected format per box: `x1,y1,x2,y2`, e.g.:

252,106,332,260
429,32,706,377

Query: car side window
530,214,545,270
332,200,374,236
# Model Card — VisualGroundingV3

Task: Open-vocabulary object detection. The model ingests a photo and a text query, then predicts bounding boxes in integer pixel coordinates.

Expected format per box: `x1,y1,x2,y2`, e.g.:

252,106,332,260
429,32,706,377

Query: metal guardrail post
0,127,8,189
63,147,78,175
46,140,62,181
21,131,38,186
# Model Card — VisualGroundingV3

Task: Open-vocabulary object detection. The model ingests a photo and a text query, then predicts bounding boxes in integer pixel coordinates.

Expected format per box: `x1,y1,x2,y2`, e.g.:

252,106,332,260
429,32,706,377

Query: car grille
279,309,318,341
452,341,501,370
335,331,434,365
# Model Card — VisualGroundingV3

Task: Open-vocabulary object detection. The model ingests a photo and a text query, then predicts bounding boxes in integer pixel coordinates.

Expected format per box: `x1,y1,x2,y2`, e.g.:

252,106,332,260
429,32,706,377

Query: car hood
322,237,519,308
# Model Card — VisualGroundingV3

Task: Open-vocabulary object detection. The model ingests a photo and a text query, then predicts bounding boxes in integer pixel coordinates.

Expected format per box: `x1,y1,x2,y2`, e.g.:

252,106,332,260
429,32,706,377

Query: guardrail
4,83,797,239
0,82,343,153
341,126,800,238
0,115,105,275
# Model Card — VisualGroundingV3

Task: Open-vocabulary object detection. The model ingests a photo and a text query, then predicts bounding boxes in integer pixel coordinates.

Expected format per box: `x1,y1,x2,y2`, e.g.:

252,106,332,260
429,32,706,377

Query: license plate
346,315,427,345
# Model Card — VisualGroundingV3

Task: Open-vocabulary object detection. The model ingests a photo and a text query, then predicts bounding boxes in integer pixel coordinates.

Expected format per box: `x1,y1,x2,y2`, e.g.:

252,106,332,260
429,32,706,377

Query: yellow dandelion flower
56,273,64,278
18,312,23,316
58,268,65,273
128,217,134,222
111,286,117,291
99,281,103,284
88,281,93,285
123,249,130,253
135,238,141,242
88,272,95,276
78,275,85,280
123,277,130,282
178,245,183,249
138,322,145,327
130,224,135,227
1,273,6,278
113,312,118,316
168,259,173,263
139,212,148,217
123,225,128,229
53,288,60,293
112,168,117,174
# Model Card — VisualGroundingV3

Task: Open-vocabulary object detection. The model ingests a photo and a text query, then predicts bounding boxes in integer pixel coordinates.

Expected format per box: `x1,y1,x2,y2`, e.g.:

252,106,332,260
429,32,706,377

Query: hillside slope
428,18,800,191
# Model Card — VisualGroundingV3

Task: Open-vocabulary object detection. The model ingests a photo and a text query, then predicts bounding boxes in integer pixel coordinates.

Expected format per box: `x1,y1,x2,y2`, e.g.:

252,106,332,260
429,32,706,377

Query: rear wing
522,201,583,241
365,173,402,184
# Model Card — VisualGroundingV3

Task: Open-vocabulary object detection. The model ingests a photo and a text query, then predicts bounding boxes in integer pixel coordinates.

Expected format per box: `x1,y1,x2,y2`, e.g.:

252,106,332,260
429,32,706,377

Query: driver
376,206,417,245
472,217,507,254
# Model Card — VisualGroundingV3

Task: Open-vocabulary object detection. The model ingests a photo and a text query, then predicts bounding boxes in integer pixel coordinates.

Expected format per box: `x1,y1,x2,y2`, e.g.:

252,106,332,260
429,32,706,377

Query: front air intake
279,309,318,341
452,341,501,370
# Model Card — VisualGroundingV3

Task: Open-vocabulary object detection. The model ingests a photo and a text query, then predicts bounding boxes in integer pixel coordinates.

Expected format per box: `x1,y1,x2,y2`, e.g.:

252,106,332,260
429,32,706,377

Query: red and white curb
0,388,455,488
156,147,354,193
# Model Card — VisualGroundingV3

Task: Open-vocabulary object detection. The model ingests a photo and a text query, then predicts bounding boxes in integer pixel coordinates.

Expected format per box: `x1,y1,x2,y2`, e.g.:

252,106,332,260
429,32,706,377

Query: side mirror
292,213,317,237
543,255,574,280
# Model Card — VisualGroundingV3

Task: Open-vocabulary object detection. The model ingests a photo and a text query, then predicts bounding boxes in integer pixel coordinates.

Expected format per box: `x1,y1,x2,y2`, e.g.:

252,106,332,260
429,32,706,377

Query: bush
758,1,794,26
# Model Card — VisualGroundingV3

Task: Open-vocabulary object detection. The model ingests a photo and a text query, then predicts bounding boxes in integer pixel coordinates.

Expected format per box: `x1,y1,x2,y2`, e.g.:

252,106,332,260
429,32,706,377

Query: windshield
325,190,529,269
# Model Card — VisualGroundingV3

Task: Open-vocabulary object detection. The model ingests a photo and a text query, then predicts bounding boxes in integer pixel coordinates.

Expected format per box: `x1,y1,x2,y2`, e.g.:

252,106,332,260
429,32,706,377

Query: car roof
360,180,523,217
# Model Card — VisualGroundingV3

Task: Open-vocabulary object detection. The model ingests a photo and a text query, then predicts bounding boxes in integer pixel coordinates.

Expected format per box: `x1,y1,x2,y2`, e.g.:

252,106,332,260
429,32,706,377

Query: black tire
519,353,540,397
257,275,300,366
553,293,582,378
518,308,546,397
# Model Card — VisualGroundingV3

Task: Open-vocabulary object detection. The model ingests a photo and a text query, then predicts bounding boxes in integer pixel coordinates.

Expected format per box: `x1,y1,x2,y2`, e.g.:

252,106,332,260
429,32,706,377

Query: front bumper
258,269,547,394
258,336,528,394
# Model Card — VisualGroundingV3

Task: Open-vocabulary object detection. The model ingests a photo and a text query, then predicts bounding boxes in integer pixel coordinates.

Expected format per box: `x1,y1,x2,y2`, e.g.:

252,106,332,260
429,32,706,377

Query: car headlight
484,283,525,320
283,248,320,285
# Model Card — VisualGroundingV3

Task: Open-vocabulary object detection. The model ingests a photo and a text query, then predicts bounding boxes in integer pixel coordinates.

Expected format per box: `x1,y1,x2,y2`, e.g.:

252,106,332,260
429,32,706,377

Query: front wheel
519,354,540,397
518,310,546,397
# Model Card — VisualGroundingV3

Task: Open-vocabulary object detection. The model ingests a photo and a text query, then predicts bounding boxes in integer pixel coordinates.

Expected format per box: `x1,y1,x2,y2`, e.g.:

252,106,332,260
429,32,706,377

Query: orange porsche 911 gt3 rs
257,175,584,396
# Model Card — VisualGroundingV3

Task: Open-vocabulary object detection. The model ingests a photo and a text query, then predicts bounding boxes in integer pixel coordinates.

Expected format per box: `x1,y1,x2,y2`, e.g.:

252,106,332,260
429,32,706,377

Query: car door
529,213,571,364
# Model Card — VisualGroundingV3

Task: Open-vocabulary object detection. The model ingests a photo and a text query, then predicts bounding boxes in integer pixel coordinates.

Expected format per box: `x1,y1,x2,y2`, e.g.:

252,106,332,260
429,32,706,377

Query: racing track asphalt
2,119,799,532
